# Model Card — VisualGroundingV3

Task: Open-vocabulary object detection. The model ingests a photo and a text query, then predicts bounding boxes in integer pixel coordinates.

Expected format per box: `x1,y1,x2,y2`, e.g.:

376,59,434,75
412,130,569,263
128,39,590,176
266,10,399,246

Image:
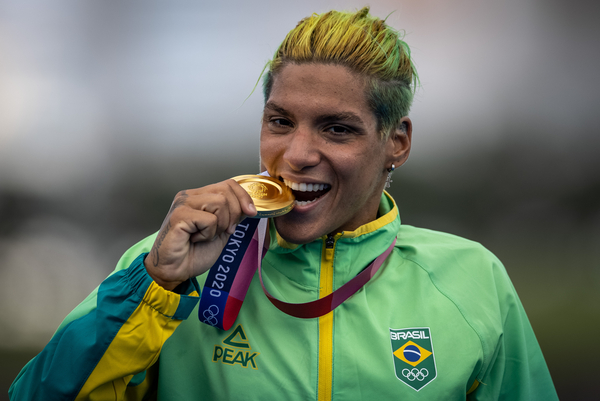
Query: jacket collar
271,191,400,250
265,192,400,288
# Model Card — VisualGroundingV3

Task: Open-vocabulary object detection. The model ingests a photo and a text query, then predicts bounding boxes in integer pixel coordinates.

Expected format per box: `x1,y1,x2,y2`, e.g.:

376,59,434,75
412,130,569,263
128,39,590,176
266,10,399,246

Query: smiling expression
260,63,409,244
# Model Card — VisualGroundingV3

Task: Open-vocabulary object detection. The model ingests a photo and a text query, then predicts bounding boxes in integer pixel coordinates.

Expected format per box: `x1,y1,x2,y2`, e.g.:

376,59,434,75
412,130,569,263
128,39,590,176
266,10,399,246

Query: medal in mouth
232,175,295,217
282,178,331,206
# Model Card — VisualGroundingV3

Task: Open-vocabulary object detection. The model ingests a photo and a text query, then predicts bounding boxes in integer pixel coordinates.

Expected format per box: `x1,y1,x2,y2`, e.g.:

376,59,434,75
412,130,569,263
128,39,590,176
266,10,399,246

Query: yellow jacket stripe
317,193,399,401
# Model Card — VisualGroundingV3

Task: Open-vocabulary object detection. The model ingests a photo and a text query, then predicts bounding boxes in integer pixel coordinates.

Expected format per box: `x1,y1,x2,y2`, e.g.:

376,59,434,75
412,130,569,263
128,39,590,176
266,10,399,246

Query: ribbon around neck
199,218,396,329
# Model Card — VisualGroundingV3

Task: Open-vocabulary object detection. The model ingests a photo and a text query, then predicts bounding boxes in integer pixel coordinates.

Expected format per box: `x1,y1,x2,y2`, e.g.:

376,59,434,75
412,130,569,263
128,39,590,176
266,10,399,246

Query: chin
273,216,322,245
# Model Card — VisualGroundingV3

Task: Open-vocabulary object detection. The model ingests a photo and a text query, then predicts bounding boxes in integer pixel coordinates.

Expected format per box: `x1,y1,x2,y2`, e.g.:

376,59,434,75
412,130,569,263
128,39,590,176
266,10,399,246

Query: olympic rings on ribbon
202,305,220,326
402,368,429,381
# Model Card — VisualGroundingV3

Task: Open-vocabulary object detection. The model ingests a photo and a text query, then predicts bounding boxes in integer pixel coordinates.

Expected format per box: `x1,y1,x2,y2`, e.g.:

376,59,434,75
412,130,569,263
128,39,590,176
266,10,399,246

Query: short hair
262,7,418,139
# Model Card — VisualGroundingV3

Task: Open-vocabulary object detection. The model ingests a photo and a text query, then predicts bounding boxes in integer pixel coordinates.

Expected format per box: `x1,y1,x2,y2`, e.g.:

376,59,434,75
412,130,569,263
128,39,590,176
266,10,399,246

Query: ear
385,116,412,168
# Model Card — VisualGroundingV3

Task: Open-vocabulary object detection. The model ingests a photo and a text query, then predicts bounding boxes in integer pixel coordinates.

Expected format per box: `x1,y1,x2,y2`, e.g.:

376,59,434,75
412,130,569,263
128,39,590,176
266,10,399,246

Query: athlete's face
260,63,411,244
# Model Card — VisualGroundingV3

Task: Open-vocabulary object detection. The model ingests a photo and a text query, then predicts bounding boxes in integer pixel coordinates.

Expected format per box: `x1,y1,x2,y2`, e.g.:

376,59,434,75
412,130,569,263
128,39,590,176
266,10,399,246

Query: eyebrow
263,102,293,117
264,102,365,126
317,112,364,126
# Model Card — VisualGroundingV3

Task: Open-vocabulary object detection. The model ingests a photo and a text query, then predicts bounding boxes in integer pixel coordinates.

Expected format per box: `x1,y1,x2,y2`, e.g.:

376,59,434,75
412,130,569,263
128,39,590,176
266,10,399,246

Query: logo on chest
390,327,437,391
212,324,260,369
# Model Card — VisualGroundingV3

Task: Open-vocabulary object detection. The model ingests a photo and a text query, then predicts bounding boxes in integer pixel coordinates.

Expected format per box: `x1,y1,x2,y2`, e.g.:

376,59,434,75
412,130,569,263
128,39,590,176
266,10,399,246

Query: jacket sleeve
468,261,559,401
9,236,200,401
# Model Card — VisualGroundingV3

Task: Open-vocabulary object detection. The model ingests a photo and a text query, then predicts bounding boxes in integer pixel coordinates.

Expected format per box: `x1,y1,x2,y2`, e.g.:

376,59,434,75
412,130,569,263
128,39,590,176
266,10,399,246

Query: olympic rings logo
202,305,219,326
402,368,429,381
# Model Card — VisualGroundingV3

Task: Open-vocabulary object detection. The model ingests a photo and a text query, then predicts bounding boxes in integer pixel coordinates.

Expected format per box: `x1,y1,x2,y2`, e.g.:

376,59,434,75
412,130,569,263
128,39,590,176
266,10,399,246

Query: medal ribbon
198,218,261,330
199,218,396,329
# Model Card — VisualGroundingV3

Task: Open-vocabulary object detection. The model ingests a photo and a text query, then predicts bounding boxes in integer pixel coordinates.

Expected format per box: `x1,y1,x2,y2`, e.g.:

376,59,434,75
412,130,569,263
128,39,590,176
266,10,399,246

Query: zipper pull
326,234,335,249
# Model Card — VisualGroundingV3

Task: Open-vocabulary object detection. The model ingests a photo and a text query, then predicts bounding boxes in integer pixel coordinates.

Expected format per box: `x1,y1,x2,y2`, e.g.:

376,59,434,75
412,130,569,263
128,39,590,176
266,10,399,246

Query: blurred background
1,0,598,399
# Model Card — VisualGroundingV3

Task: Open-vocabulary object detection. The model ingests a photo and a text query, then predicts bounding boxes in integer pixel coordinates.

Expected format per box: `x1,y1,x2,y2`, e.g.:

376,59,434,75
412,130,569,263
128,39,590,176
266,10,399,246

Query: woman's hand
144,179,257,291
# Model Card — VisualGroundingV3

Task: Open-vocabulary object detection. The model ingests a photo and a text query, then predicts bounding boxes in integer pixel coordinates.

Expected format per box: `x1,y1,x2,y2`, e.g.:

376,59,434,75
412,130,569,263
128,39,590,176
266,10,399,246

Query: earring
385,164,395,189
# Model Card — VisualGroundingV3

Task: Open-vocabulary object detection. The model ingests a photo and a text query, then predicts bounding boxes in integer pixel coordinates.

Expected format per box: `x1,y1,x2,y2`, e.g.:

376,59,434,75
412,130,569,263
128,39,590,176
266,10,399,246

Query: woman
10,8,557,400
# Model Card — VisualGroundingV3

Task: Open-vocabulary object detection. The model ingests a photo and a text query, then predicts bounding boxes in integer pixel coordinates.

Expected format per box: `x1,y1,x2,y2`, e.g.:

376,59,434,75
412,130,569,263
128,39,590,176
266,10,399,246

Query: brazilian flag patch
390,327,437,391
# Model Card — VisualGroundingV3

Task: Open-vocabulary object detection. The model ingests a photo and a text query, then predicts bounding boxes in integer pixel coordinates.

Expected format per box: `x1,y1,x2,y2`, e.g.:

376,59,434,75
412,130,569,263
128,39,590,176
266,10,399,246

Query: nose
283,129,320,171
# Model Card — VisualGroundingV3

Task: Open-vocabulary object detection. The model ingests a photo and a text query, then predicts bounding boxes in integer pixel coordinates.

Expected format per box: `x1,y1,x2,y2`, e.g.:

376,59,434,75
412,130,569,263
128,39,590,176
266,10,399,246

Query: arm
10,180,256,400
468,267,558,401
9,252,199,401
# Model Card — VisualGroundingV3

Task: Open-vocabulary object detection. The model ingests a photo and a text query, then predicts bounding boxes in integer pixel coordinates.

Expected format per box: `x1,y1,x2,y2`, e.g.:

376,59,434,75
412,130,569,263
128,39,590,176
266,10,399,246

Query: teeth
295,199,317,206
283,178,330,192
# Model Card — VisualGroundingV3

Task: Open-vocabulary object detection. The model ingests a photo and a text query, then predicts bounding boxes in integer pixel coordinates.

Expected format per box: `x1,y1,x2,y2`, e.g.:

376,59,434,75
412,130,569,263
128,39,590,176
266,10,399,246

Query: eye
326,125,352,136
265,117,294,134
271,118,292,127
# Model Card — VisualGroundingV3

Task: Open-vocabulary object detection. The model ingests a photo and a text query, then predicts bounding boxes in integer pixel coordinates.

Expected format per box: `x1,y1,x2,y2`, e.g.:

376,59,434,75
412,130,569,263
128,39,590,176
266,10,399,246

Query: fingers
188,192,239,235
225,179,257,219
169,180,256,241
146,179,259,289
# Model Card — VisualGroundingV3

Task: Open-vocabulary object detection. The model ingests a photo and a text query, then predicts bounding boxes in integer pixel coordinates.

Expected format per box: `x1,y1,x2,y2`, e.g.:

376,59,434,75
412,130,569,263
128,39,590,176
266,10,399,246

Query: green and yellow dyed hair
262,7,418,139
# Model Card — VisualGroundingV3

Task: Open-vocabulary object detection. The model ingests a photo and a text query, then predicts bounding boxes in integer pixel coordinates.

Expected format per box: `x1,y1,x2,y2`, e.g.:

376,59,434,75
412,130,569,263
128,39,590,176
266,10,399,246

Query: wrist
143,256,184,292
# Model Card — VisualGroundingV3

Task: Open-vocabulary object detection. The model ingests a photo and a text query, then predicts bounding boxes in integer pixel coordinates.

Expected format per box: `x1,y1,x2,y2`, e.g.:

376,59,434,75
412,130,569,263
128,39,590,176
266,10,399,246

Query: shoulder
395,224,501,273
393,225,520,367
53,232,158,334
394,224,510,302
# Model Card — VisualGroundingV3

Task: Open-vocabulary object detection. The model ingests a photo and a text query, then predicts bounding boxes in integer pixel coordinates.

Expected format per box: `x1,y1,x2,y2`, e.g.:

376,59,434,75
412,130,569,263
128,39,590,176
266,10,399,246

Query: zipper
318,233,337,401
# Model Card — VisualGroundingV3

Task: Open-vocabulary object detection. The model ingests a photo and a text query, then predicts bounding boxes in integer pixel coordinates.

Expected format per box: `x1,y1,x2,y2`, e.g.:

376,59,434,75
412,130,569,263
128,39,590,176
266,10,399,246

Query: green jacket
10,193,558,400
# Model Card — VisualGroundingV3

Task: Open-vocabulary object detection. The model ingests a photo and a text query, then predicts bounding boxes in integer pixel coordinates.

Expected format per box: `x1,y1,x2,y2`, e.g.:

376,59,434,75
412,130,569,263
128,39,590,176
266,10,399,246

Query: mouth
282,178,331,207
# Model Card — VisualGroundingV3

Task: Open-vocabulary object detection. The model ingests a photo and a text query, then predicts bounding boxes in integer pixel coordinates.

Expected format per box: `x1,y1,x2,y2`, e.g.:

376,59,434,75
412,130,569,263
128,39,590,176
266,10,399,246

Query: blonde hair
263,7,418,138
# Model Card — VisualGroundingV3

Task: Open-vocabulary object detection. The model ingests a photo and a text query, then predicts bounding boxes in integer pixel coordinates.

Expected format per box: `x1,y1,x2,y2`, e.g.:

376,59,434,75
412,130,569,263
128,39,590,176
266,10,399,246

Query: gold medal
232,175,295,218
